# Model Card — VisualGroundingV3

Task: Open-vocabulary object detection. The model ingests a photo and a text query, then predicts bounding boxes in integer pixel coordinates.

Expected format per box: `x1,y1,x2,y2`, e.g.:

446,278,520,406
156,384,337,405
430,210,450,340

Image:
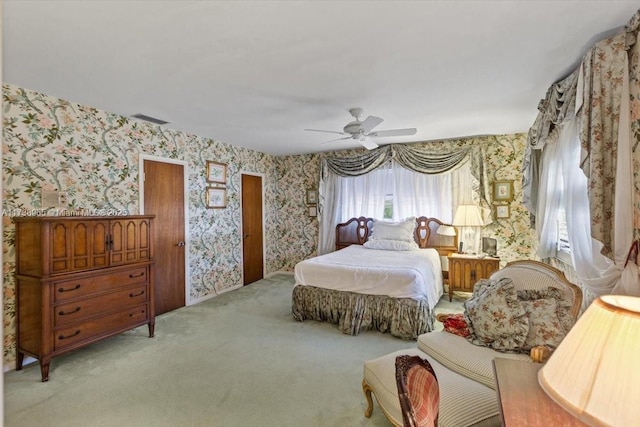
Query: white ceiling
4,1,639,156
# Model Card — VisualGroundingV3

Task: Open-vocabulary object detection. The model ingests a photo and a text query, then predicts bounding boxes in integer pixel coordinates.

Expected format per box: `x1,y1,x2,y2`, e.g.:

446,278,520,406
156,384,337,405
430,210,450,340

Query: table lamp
452,204,483,254
436,225,456,237
538,295,640,426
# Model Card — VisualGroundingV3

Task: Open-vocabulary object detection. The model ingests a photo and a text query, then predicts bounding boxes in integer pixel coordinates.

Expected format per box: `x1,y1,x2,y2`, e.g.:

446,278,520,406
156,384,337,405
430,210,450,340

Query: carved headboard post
335,217,374,250
414,216,458,256
356,217,370,245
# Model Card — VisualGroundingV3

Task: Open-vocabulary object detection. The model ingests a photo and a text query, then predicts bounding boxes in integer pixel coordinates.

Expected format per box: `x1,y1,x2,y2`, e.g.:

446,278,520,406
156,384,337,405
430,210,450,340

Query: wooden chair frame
395,355,439,427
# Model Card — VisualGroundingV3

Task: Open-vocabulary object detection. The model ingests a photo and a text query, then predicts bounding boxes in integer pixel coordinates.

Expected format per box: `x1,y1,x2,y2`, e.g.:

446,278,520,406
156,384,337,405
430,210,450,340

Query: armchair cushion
518,288,571,351
417,331,530,389
463,278,529,352
517,287,574,333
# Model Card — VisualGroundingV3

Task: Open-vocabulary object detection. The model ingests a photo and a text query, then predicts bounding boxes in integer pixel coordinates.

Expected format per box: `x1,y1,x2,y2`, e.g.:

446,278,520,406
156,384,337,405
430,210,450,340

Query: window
383,193,393,220
338,161,456,223
557,207,571,253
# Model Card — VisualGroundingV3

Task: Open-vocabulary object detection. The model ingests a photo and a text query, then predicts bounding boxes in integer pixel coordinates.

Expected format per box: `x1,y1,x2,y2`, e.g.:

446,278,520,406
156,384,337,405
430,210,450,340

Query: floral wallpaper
1,84,281,363
1,84,534,366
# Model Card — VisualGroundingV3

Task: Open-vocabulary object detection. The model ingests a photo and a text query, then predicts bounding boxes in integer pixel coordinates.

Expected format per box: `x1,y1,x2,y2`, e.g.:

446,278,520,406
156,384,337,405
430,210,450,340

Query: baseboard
187,271,293,306
265,270,293,277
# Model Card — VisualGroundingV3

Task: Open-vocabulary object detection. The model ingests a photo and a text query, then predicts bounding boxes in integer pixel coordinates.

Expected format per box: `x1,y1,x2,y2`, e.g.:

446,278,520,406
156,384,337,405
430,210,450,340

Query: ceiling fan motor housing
343,121,363,135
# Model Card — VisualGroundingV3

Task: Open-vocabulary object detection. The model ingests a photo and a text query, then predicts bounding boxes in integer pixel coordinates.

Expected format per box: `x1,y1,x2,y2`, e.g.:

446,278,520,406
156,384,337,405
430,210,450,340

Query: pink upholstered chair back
395,355,439,427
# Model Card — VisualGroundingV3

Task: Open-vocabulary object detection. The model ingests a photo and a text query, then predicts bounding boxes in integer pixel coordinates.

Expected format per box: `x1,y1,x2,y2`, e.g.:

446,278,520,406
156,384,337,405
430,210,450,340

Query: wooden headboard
335,216,458,256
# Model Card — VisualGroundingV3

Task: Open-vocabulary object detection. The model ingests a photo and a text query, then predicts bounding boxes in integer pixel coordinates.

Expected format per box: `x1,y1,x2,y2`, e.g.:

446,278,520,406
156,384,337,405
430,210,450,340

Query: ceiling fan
304,107,417,150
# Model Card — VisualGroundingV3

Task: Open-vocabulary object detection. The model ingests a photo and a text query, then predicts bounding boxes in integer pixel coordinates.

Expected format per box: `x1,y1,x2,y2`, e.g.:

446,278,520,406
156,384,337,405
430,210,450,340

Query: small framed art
306,189,318,205
206,161,227,184
308,205,317,217
493,180,514,202
206,187,227,209
495,204,510,219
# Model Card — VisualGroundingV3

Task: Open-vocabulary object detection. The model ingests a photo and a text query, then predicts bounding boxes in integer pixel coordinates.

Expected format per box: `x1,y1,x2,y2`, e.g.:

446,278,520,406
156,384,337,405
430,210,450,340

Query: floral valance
321,142,489,205
527,68,580,150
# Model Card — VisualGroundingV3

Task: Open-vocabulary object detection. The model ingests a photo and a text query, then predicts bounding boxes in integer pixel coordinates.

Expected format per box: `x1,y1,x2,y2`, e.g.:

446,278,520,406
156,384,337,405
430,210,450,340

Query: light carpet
4,273,464,427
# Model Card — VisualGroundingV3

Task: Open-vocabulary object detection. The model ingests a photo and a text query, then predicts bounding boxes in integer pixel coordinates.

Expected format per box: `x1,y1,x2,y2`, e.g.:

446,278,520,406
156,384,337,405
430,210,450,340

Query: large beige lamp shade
538,295,640,427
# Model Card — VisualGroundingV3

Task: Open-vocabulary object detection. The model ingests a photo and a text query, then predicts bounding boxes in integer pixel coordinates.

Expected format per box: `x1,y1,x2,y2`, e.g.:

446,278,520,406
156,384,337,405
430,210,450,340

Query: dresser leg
16,351,25,370
40,359,50,382
148,321,155,338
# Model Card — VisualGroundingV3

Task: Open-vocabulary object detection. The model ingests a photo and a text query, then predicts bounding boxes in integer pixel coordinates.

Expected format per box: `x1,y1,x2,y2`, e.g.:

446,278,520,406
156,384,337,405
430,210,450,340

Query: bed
291,216,458,339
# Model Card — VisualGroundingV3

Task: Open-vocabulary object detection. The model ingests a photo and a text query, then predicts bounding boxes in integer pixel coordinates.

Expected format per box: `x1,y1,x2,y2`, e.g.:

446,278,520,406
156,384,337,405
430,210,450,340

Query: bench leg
362,379,374,418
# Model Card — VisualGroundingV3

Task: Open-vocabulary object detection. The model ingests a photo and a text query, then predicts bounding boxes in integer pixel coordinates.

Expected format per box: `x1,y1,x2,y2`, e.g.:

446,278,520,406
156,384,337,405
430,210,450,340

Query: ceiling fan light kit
304,107,417,150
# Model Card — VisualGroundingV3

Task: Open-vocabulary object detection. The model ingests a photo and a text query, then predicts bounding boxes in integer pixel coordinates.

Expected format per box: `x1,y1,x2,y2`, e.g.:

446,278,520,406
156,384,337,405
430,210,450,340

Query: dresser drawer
53,267,148,303
54,284,148,327
54,304,149,351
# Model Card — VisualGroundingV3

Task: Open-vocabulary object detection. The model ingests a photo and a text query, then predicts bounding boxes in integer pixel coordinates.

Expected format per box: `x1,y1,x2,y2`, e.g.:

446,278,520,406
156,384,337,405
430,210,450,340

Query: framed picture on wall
206,187,227,209
206,161,227,184
306,189,318,205
495,204,510,219
308,205,317,217
493,180,514,202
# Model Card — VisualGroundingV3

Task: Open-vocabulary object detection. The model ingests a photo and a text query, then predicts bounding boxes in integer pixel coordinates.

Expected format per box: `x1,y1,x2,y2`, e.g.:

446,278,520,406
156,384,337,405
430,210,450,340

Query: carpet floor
4,273,464,427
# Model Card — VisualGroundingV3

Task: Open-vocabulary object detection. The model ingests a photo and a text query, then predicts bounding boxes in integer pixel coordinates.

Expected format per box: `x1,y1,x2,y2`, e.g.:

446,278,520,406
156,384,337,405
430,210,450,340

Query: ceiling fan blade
359,137,379,150
304,129,347,136
368,128,417,138
320,136,352,145
359,116,383,133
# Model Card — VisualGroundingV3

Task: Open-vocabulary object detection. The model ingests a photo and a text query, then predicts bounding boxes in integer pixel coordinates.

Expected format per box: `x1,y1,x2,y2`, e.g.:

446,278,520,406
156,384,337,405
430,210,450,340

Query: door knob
176,241,186,246
243,234,250,239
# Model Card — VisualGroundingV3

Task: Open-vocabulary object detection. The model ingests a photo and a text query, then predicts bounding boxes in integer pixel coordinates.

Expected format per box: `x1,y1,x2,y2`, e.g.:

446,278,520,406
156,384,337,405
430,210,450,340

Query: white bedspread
294,245,443,306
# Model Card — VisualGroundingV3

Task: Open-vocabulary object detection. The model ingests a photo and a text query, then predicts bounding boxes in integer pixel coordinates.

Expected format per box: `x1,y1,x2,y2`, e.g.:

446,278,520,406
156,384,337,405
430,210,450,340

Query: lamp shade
538,295,640,427
452,205,484,227
436,225,456,236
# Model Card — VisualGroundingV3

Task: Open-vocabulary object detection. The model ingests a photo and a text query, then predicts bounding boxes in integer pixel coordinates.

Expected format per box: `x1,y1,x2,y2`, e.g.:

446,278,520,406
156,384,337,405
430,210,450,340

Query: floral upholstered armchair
362,260,583,427
423,261,583,377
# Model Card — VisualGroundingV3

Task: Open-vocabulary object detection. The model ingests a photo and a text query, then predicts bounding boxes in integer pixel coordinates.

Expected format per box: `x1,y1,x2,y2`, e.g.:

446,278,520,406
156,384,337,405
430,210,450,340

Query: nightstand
446,253,500,301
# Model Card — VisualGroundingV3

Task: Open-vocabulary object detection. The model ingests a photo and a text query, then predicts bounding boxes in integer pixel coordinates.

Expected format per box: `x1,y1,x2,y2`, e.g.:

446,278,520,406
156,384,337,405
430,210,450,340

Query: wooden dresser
14,215,155,381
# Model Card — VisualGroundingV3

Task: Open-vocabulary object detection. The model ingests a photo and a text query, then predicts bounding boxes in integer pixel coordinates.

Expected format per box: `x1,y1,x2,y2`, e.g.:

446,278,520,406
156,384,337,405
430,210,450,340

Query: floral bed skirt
291,285,435,340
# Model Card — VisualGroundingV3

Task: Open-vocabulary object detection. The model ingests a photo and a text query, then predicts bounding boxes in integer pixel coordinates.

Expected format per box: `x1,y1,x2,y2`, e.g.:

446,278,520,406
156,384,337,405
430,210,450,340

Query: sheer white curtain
318,160,473,254
391,161,453,222
317,163,391,255
537,111,634,296
535,126,564,258
340,163,391,220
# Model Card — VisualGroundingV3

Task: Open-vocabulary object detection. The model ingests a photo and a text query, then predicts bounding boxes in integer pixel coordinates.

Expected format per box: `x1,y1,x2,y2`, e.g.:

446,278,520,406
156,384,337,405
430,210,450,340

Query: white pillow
370,217,416,242
364,238,419,251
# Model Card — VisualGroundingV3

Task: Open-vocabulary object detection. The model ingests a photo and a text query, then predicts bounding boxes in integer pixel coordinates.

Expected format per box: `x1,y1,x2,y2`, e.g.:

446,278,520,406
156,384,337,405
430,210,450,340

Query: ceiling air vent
130,113,169,125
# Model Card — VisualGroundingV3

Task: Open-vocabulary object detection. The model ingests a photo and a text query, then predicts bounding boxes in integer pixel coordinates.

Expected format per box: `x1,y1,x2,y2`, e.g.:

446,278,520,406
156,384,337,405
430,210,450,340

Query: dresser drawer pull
58,330,81,340
58,284,81,293
129,309,146,317
129,290,145,298
58,307,81,316
129,272,145,278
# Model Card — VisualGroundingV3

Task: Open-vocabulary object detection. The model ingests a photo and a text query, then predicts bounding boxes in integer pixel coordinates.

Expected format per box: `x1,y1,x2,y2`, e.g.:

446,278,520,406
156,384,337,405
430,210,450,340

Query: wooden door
143,160,186,315
241,174,264,285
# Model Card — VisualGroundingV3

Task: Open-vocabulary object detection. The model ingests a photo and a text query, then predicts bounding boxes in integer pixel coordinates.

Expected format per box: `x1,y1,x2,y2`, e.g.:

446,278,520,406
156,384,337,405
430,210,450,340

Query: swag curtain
524,9,640,296
317,143,489,254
